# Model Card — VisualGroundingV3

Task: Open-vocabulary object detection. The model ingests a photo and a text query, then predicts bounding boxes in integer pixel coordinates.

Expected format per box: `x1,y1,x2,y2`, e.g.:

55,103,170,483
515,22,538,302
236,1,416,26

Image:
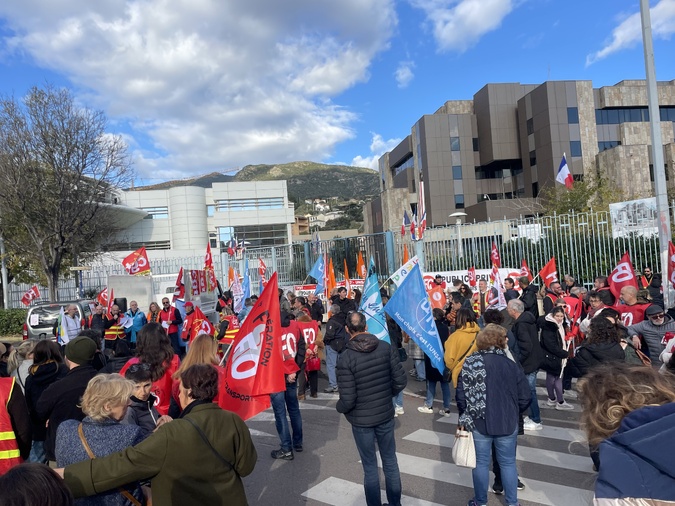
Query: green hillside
234,161,379,200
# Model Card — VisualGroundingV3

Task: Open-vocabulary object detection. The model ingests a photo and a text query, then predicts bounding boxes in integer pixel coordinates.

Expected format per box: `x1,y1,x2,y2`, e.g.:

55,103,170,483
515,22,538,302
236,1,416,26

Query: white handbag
452,428,476,469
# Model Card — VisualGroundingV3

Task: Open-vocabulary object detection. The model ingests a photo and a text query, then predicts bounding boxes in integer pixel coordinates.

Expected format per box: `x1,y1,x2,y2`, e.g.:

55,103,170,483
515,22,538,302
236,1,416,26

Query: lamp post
449,212,468,266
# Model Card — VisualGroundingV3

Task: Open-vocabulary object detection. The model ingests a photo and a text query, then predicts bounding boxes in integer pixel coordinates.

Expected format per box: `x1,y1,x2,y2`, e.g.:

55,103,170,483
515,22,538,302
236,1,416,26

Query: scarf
545,313,570,377
458,347,505,431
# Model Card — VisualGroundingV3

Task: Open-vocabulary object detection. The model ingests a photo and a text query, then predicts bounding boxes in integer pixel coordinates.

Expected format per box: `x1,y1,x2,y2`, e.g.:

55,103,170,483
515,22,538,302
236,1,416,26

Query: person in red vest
296,314,323,399
0,347,32,474
159,297,183,356
543,282,565,314
103,304,126,350
617,286,651,327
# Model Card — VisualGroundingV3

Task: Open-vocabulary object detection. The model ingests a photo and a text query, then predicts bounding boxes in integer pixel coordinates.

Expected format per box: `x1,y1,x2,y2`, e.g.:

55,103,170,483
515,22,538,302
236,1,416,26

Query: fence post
271,247,278,274
385,231,396,276
303,241,311,275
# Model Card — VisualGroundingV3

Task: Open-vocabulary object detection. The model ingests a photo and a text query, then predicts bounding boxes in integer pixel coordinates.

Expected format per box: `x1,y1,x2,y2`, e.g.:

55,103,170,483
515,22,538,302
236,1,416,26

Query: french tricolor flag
556,153,574,189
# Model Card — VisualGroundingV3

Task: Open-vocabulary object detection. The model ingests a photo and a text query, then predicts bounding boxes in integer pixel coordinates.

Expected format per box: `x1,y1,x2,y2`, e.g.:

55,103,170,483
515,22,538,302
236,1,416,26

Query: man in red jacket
159,297,183,356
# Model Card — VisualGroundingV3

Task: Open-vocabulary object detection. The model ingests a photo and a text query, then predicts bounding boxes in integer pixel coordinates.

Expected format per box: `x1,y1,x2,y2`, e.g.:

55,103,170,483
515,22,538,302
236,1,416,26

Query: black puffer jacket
539,320,569,376
336,333,406,427
566,342,625,378
24,361,68,441
512,311,543,374
519,284,539,317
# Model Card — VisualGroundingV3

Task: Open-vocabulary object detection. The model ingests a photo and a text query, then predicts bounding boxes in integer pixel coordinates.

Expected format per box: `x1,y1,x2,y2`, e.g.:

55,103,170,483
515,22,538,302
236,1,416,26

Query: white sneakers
394,406,405,416
556,401,574,411
439,408,452,417
546,398,557,407
523,416,543,431
417,406,434,414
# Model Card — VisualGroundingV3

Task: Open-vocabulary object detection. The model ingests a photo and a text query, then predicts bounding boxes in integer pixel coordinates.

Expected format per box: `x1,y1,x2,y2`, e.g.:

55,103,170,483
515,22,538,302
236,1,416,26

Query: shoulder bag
451,428,476,468
623,339,652,367
77,424,143,506
183,417,239,477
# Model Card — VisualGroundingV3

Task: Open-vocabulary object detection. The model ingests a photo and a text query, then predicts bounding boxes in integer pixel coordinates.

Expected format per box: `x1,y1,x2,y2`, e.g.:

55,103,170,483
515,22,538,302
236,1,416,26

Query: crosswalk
246,373,596,506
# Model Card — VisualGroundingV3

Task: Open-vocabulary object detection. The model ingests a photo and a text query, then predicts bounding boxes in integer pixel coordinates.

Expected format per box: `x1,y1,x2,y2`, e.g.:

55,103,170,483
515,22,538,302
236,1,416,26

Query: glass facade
450,137,460,151
570,141,582,157
567,107,579,124
598,140,621,151
213,197,284,211
593,106,675,125
141,207,169,219
218,224,288,249
392,154,414,176
452,166,463,180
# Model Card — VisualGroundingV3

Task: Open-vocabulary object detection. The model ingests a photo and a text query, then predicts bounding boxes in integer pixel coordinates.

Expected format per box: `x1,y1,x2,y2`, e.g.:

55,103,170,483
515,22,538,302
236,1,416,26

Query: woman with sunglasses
626,304,675,363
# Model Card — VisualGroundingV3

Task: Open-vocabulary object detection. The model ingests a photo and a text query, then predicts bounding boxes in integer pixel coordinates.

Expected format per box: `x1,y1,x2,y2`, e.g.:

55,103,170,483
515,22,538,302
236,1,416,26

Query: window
214,197,284,212
472,138,479,152
532,182,539,197
392,153,414,176
450,137,460,151
526,118,534,135
207,205,215,217
141,207,169,219
454,195,464,209
598,140,621,151
452,166,463,180
529,150,536,167
218,224,288,248
567,107,579,124
570,141,582,157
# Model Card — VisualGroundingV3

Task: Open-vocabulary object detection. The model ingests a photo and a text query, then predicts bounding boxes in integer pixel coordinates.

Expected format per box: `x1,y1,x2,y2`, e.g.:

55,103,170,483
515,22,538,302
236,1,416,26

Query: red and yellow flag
122,247,151,276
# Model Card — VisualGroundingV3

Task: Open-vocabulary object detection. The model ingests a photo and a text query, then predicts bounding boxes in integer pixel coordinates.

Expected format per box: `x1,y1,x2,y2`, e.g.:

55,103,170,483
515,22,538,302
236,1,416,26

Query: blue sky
1,0,674,185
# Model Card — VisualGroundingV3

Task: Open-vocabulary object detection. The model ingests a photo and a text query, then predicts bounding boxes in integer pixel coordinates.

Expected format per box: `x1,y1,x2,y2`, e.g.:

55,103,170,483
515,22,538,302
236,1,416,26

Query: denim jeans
425,380,451,409
29,440,46,463
325,345,338,388
414,359,426,381
270,379,303,451
472,428,519,506
351,418,401,506
393,391,403,409
525,371,541,423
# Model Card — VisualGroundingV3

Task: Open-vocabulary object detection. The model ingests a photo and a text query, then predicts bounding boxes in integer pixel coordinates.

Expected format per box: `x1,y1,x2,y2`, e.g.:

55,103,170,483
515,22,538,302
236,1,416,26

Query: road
242,367,595,506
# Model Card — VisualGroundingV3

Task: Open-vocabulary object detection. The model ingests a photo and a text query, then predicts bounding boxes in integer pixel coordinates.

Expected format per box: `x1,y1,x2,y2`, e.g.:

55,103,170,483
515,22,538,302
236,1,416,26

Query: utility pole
640,0,670,307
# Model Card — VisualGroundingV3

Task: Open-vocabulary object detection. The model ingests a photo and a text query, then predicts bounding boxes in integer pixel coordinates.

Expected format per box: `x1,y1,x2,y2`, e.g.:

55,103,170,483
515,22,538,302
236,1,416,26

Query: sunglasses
649,313,665,319
128,363,151,373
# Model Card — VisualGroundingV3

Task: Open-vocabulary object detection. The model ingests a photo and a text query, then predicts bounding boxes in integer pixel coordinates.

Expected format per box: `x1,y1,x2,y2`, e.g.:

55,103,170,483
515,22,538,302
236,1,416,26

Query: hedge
0,309,27,336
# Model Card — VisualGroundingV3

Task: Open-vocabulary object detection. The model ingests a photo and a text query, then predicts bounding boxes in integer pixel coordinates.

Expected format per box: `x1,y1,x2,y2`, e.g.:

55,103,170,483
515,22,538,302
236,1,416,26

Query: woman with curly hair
578,363,675,503
119,322,179,415
566,317,625,379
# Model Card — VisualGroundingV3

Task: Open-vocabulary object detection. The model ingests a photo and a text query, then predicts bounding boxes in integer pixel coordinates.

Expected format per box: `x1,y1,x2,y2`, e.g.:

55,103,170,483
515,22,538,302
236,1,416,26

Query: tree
0,85,133,301
539,173,626,215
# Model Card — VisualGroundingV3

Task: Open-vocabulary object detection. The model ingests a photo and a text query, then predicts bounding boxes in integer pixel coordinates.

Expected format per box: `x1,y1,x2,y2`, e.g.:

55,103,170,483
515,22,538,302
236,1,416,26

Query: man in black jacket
518,276,539,317
323,305,348,393
36,335,98,464
336,311,406,506
507,299,543,431
330,287,357,325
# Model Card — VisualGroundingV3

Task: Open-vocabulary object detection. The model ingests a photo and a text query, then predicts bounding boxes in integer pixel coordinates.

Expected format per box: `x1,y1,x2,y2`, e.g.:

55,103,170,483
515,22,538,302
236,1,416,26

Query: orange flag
402,245,409,264
356,251,366,279
327,258,337,295
228,266,235,288
427,285,447,309
343,259,352,298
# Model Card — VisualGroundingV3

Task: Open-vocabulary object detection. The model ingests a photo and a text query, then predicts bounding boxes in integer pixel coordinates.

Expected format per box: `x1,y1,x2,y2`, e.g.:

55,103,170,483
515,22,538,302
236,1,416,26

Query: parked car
23,300,94,341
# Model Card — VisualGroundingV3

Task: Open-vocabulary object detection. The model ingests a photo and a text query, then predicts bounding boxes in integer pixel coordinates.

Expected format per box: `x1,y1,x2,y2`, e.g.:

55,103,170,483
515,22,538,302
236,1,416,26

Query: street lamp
449,212,467,261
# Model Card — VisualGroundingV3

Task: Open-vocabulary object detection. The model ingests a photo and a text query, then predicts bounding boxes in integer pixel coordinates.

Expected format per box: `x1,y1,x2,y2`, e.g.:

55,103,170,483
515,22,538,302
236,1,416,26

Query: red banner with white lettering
204,244,218,291
173,268,185,302
468,266,477,287
219,272,285,421
180,305,216,344
258,258,267,288
669,242,675,289
21,285,40,306
96,287,109,307
608,252,638,302
122,247,151,276
520,259,533,281
198,270,207,294
189,270,200,296
490,242,501,268
539,257,559,288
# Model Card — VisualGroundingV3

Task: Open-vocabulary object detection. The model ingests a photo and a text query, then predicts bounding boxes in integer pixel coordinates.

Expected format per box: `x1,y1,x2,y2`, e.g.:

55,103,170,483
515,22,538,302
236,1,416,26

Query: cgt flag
258,258,267,294
180,305,216,344
490,242,501,268
520,259,533,282
468,266,477,287
21,285,40,306
122,247,151,276
384,263,445,373
359,257,389,343
220,272,285,420
539,257,559,288
608,251,638,302
172,268,185,302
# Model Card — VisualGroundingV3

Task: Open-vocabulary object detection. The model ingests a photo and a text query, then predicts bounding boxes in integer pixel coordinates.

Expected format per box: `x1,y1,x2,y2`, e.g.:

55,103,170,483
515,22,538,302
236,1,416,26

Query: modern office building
111,179,295,255
364,79,675,233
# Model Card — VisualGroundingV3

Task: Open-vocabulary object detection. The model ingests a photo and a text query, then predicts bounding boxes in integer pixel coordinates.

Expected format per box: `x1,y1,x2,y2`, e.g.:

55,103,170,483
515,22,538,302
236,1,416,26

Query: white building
112,180,295,255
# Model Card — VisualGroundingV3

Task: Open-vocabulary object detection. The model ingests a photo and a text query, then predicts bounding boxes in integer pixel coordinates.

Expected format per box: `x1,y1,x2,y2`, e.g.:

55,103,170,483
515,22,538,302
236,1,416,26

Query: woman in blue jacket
457,324,531,506
579,363,675,504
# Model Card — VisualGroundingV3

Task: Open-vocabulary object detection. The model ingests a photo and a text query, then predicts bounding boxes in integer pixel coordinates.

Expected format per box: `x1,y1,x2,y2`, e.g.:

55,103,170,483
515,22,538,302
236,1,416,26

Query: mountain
234,161,379,201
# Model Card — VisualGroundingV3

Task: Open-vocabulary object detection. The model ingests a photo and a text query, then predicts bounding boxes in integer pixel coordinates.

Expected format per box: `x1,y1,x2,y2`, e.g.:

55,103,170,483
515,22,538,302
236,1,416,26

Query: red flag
204,243,214,269
220,272,285,421
258,258,267,287
96,287,109,307
343,259,352,298
204,243,218,291
468,266,477,287
189,270,200,296
21,285,40,306
520,259,533,281
181,305,216,344
173,268,185,302
402,245,409,265
669,242,675,289
490,242,501,268
539,257,559,288
427,285,447,309
122,247,151,276
608,252,638,302
106,288,115,318
198,270,207,294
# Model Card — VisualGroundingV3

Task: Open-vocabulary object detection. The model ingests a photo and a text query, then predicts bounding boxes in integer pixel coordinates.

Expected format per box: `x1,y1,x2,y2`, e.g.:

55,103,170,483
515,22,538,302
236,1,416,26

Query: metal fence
10,204,675,308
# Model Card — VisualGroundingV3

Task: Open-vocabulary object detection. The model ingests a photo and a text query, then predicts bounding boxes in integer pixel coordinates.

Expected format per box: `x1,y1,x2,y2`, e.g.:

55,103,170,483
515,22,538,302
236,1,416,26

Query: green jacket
64,403,257,506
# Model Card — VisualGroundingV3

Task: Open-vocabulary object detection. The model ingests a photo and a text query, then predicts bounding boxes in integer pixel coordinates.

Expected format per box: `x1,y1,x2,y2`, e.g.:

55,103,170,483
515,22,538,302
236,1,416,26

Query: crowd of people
1,266,674,505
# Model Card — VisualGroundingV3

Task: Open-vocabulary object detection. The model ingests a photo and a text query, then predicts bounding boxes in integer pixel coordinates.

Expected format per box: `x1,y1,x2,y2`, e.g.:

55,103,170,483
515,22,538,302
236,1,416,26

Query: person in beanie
36,335,98,465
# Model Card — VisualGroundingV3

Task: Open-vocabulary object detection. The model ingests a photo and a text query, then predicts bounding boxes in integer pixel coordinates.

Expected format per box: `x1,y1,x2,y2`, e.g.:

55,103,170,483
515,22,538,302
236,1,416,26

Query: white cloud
586,0,675,66
395,60,415,88
0,0,397,178
351,133,402,170
409,0,515,53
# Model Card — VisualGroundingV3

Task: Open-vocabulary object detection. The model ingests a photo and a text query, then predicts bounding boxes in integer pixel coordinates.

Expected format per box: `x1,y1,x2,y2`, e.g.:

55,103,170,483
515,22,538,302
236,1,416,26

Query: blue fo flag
309,255,325,294
384,263,444,373
359,257,389,343
242,258,251,300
